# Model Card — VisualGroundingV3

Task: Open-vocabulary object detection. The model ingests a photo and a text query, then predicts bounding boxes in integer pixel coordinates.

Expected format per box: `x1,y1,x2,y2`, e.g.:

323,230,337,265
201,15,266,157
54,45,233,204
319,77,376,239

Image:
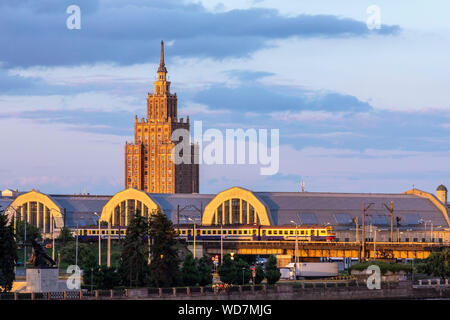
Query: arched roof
202,186,273,225
403,188,450,226
5,190,64,227
100,188,160,222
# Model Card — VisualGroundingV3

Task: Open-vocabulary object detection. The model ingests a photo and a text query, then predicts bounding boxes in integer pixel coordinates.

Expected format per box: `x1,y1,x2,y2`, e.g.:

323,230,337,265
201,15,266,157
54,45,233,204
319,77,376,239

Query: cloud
193,81,373,114
270,110,344,122
0,0,400,68
179,102,230,116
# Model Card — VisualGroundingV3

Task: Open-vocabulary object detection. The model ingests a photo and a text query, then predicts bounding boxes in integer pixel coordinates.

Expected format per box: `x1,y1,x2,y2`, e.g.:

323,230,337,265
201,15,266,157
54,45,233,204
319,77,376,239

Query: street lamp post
290,220,299,279
430,222,434,242
220,224,223,265
242,267,245,285
188,217,198,259
107,217,111,267
24,214,27,267
51,216,55,261
91,268,94,292
373,226,377,260
93,212,101,266
75,223,79,267
179,205,203,260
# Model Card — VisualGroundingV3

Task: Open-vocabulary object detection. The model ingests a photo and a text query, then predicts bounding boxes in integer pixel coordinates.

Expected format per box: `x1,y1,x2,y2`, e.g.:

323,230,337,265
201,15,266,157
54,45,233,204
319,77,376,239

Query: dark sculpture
28,239,56,268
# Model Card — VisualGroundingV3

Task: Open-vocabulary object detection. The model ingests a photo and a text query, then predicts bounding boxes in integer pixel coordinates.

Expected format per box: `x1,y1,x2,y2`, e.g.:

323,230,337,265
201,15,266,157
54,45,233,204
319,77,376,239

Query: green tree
119,212,150,287
197,256,213,286
181,253,199,286
265,255,281,285
89,266,121,290
0,213,18,292
56,227,74,245
148,209,180,287
59,242,97,271
218,254,238,284
236,258,251,285
417,248,450,280
254,265,265,285
15,220,42,243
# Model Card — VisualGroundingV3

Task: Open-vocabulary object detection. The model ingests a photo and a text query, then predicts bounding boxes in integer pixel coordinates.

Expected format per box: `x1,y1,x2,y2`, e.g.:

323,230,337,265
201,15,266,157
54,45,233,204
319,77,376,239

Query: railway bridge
189,240,447,261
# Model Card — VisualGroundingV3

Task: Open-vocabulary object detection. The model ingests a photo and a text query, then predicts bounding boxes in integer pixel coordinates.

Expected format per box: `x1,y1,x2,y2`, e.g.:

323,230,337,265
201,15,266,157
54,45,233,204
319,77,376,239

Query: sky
1,0,450,195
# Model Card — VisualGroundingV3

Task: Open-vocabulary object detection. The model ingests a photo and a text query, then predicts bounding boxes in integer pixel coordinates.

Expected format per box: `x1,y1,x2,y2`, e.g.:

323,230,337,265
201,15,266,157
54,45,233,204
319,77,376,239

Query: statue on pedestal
27,239,56,268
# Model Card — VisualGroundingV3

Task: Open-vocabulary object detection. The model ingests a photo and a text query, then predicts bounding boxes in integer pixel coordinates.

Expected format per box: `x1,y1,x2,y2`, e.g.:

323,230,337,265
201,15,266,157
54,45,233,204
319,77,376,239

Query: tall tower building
125,41,199,193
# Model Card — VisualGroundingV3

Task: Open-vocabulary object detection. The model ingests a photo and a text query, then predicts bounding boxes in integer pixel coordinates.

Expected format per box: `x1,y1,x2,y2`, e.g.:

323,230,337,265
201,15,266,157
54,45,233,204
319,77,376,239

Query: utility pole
75,223,79,267
220,224,223,265
52,217,55,261
362,202,365,261
373,227,377,260
98,217,101,266
147,212,151,265
396,217,401,242
383,201,394,243
107,217,111,267
193,223,196,259
24,213,27,268
362,201,374,262
290,220,299,278
177,205,180,232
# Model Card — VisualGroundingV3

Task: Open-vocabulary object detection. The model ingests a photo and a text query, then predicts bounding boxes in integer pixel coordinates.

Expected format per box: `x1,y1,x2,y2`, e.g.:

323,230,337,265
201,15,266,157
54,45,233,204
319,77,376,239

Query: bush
197,256,212,286
87,266,121,290
181,253,199,286
348,261,412,275
265,255,281,285
59,242,97,272
254,265,265,285
416,249,450,280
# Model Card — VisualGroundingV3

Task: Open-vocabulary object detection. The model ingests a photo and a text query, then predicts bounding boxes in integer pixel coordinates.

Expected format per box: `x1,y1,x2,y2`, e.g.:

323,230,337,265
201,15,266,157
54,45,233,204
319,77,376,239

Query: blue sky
1,0,450,195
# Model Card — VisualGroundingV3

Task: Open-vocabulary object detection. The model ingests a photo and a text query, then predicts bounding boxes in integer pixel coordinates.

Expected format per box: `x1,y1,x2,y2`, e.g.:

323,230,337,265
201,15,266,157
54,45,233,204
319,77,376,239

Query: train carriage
72,224,336,242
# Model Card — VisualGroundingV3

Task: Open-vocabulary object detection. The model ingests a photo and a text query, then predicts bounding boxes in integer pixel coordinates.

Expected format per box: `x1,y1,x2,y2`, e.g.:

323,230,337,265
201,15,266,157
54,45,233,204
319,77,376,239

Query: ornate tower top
158,40,167,74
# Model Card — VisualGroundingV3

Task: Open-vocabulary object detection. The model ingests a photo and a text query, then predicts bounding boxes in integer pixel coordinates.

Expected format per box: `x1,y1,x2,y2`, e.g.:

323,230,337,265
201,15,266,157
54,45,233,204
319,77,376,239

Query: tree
181,253,199,286
265,255,281,285
254,265,265,285
90,266,121,290
59,242,96,271
417,248,450,280
0,213,18,292
56,227,74,245
198,256,213,286
15,220,42,243
235,258,252,285
217,255,251,285
119,212,150,287
148,209,180,287
218,254,238,284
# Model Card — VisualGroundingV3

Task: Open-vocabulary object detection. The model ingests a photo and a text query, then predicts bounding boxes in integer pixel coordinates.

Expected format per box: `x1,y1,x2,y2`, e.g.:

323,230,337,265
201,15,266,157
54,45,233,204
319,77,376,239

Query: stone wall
124,281,450,300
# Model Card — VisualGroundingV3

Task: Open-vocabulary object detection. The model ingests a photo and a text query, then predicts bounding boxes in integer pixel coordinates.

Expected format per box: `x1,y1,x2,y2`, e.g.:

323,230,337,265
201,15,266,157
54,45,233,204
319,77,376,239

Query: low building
3,185,450,243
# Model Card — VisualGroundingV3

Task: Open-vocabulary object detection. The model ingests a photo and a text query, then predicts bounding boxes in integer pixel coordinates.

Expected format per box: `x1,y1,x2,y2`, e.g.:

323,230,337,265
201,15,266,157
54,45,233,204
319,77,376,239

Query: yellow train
73,225,335,242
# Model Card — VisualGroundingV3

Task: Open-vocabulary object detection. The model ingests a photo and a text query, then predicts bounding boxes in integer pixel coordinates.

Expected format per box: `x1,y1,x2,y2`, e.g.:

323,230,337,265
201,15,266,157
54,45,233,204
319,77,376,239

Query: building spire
158,40,167,73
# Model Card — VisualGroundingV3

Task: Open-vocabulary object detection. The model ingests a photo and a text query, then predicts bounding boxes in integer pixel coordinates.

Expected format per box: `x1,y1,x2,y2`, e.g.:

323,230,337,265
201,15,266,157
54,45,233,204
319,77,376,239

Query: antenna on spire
158,40,167,73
